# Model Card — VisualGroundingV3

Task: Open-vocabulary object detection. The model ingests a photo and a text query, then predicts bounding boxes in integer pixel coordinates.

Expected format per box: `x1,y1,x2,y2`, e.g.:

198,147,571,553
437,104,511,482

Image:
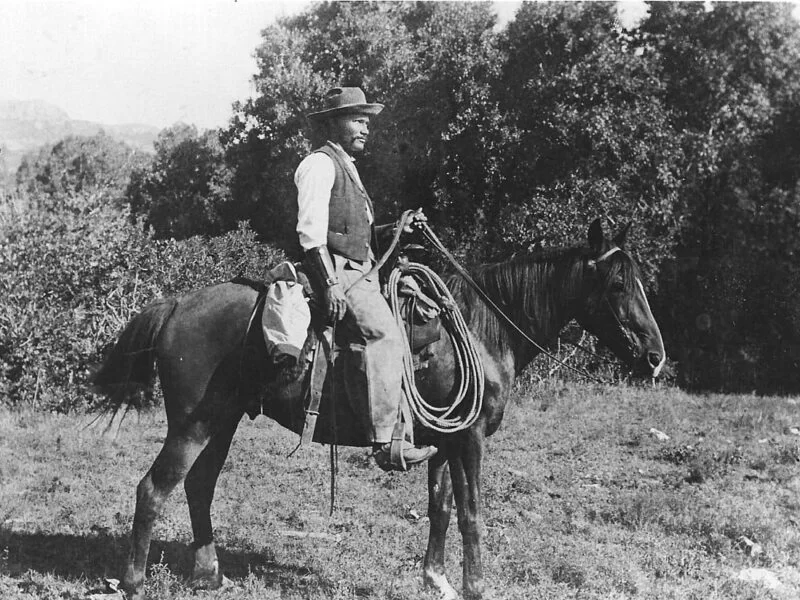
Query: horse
91,218,665,600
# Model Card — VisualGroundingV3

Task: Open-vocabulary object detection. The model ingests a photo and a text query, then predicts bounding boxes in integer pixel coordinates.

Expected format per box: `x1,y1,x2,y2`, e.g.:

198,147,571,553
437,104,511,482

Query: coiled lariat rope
388,262,485,433
353,209,485,433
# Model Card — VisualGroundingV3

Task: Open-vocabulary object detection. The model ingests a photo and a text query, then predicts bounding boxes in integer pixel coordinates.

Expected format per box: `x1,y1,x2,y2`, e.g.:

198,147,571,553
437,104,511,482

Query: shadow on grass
0,528,313,585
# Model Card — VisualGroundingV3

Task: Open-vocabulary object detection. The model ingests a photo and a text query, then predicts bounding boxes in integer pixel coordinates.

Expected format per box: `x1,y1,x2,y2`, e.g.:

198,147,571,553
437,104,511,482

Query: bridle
587,246,621,268
583,246,641,365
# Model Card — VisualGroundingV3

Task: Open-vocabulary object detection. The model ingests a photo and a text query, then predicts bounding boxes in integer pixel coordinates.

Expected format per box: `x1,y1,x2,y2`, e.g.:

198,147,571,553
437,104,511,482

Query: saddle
241,260,442,449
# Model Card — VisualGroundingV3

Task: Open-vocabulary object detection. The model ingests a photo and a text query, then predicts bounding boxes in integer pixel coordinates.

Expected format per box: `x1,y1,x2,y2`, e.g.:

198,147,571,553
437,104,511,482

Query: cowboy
295,86,437,470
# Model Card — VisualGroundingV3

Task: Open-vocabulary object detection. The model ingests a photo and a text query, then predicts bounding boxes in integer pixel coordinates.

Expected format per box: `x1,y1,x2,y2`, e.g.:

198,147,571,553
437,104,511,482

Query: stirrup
373,443,437,472
373,426,437,472
389,420,408,471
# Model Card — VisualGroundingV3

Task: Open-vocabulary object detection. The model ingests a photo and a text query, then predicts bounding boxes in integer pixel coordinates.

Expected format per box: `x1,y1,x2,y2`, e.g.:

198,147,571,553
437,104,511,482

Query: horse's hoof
190,572,224,591
120,589,144,600
463,578,500,600
121,578,144,600
191,571,234,592
464,587,498,600
191,542,224,590
423,569,458,600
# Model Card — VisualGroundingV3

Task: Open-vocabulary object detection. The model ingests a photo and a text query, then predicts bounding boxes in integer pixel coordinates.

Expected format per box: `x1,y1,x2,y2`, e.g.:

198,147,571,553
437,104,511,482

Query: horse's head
574,219,666,379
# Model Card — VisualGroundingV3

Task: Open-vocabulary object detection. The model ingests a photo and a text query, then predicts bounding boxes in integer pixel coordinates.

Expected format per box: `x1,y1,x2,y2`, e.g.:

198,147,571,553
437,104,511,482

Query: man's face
329,113,370,154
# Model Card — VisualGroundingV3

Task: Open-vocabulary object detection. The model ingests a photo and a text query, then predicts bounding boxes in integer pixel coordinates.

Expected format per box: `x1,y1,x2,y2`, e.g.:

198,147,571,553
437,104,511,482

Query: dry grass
2,382,800,599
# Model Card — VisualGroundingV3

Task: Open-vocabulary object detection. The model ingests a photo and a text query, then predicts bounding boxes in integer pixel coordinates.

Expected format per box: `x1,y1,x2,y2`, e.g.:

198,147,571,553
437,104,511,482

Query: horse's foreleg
449,426,488,600
423,441,457,600
184,411,243,590
123,421,210,600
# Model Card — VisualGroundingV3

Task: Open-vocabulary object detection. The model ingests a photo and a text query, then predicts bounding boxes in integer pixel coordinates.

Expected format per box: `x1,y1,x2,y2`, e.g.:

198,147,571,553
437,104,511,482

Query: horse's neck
459,254,582,374
514,259,580,372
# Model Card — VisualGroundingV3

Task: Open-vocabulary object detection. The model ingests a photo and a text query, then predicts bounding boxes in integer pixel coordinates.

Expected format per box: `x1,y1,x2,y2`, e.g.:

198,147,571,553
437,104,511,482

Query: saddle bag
260,262,311,362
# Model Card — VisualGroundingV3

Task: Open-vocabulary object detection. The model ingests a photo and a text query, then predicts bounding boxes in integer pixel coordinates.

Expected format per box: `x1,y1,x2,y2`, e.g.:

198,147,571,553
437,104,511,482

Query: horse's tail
91,297,178,411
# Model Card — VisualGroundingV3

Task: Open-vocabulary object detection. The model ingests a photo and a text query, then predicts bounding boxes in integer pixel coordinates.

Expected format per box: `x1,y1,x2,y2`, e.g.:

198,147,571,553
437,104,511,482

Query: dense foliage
212,2,687,280
640,2,800,391
126,124,237,239
4,1,800,400
0,203,283,410
16,132,149,214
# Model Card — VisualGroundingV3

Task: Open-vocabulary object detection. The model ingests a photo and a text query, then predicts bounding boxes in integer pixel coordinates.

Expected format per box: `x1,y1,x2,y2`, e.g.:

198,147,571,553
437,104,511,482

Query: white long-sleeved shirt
294,142,373,251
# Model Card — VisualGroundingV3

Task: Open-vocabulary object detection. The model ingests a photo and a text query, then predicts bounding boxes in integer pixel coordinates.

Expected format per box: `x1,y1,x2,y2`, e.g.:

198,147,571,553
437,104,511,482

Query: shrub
15,132,149,214
125,124,237,239
0,195,284,411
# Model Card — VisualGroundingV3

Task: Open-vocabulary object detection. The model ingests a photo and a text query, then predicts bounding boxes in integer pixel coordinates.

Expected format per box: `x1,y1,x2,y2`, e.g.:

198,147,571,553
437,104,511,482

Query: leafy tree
222,1,506,258
15,132,148,213
4,0,800,396
642,2,800,390
225,0,689,271
387,2,510,264
496,2,684,280
126,124,236,239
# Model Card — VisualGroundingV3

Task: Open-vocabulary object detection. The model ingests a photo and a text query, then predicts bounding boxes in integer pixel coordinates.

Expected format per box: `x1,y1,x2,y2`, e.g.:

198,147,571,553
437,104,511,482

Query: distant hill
0,99,161,182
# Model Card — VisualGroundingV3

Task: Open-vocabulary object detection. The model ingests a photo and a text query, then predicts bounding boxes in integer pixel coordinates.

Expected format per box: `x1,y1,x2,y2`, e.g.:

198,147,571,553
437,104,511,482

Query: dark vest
314,143,374,262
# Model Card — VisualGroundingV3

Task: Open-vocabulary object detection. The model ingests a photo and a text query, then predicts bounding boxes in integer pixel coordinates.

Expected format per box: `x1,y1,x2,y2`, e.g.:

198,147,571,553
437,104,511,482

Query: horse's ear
613,222,631,249
588,218,604,253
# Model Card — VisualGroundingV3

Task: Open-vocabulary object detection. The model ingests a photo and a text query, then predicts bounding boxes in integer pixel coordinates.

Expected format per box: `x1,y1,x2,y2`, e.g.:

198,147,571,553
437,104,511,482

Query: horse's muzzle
634,347,665,379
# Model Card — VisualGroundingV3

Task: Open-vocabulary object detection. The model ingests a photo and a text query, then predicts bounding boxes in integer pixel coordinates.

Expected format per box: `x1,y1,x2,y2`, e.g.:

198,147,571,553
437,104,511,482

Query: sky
2,0,784,131
1,0,307,129
1,0,551,130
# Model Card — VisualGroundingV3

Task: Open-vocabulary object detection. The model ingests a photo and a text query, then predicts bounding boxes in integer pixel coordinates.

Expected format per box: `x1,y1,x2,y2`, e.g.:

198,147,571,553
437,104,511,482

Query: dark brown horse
92,219,665,600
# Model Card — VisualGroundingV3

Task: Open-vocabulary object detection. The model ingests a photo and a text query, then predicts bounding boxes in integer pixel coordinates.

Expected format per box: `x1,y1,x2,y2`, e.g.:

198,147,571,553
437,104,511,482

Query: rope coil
388,262,484,434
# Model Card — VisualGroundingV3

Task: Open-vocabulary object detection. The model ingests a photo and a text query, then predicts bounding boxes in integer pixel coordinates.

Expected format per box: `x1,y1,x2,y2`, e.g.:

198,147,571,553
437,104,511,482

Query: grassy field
2,380,800,599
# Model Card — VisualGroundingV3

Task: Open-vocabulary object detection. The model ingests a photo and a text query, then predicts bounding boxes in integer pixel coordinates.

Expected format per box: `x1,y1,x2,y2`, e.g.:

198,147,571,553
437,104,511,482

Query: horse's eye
611,281,625,293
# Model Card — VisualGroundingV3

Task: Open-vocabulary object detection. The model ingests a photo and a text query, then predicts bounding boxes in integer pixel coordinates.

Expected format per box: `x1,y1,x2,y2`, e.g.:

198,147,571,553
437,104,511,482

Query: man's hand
304,245,345,322
325,282,347,322
403,208,427,233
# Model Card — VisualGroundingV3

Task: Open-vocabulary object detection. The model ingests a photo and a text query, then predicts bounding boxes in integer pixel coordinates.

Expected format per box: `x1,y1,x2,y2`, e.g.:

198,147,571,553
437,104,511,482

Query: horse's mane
447,247,588,353
446,245,641,354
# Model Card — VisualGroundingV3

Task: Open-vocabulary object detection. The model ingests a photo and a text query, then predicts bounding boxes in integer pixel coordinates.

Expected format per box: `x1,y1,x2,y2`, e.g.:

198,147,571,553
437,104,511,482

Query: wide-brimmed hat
307,87,384,121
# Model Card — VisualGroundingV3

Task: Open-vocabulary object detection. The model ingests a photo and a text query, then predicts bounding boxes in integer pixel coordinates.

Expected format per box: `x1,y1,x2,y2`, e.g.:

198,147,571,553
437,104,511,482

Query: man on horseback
295,86,437,470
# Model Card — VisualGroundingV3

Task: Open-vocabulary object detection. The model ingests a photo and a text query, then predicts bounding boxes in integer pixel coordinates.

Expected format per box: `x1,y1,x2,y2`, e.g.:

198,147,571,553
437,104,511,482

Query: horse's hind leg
184,409,243,590
123,420,211,600
423,441,457,600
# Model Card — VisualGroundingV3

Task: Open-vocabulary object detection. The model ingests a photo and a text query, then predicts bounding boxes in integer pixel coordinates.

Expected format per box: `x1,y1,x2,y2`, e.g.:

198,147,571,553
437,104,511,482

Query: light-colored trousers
335,255,404,444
